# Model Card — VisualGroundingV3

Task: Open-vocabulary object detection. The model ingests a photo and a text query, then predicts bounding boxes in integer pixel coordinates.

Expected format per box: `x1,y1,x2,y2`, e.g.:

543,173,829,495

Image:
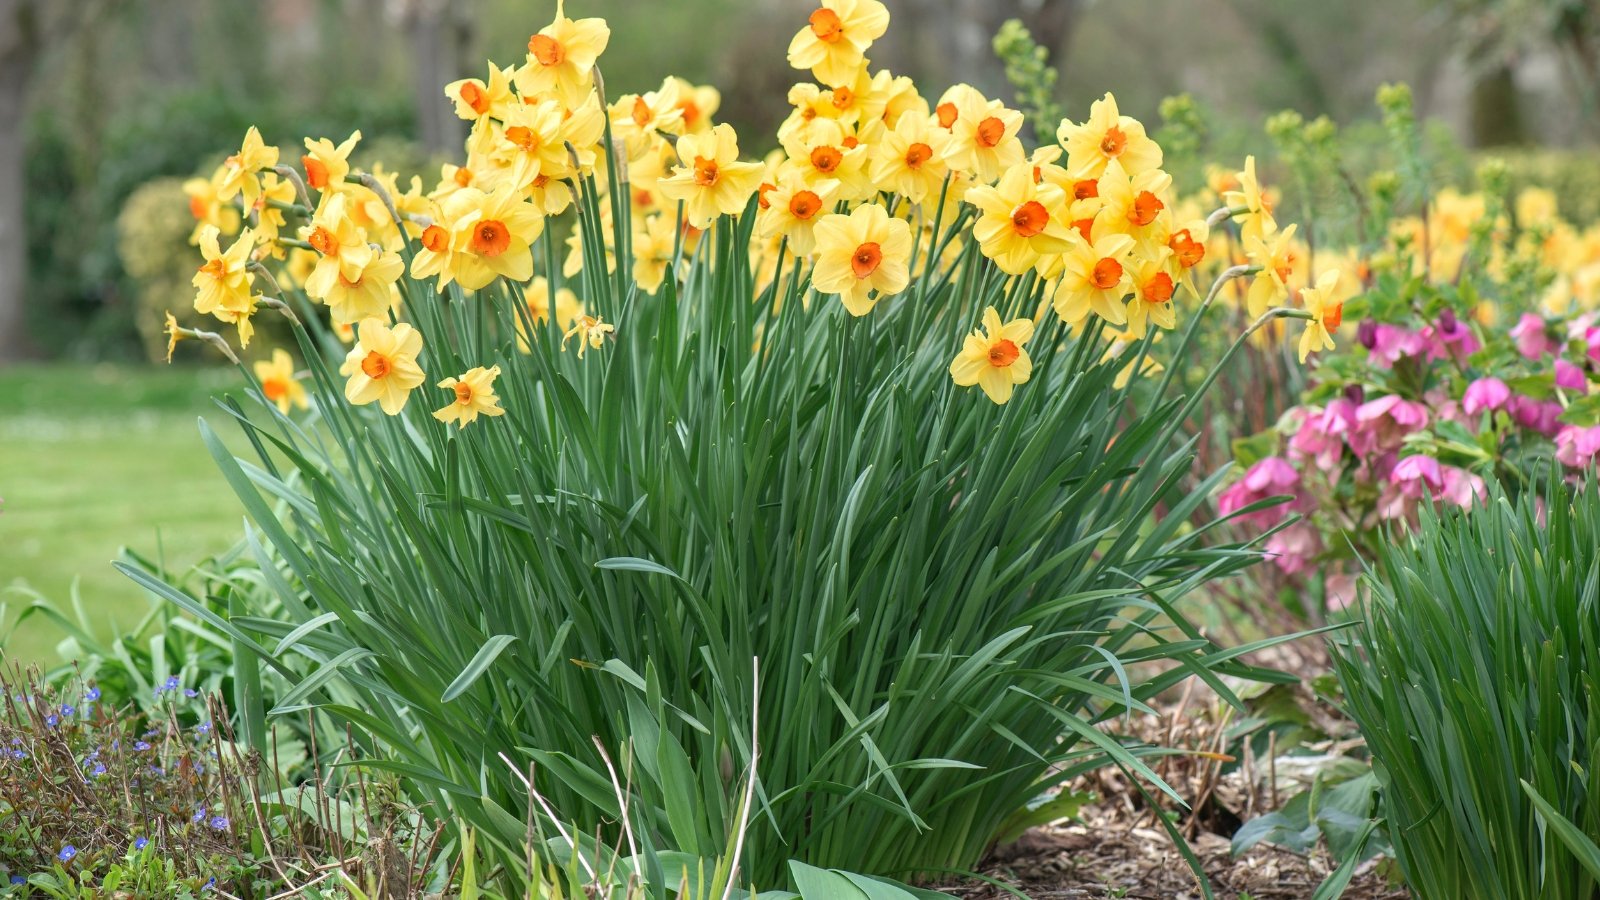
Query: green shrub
1332,482,1600,898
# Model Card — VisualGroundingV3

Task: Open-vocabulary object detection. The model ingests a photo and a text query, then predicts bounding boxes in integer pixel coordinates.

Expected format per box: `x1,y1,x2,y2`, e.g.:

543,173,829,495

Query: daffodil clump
154,1,1329,892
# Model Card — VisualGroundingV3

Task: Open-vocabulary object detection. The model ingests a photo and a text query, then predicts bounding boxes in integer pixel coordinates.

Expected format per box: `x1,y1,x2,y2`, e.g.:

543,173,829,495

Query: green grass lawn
0,363,246,667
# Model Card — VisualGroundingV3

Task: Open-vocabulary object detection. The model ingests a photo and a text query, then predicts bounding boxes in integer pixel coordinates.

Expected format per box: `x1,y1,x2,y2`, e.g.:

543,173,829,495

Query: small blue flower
9,874,24,885
59,704,74,717
91,763,106,778
57,845,76,863
84,686,100,702
149,765,164,776
196,721,212,735
183,689,199,698
133,741,151,752
208,815,229,831
162,675,180,692
192,806,206,824
45,714,58,727
202,876,216,892
133,837,149,851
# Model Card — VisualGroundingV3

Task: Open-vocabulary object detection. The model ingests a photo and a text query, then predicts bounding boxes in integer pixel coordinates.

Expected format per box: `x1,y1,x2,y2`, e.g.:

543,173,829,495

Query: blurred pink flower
1422,314,1480,363
1288,398,1357,470
1265,522,1322,575
1556,359,1589,394
1439,465,1487,508
1378,456,1482,518
1367,325,1426,369
1509,313,1555,360
1508,395,1563,437
1462,377,1511,416
1350,394,1430,456
1218,456,1301,528
1555,425,1600,468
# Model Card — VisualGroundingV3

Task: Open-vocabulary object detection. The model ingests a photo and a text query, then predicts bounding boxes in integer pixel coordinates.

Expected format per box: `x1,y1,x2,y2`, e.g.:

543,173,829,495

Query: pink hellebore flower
1439,465,1487,509
1555,425,1600,468
1556,359,1589,394
1379,456,1484,519
1265,522,1322,576
1367,325,1427,369
1288,398,1357,470
1462,377,1511,416
1509,313,1556,360
1350,394,1430,456
1218,456,1301,528
1508,395,1563,437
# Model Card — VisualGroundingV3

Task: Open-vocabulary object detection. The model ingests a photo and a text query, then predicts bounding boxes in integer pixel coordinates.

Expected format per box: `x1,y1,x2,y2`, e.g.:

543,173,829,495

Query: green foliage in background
1332,481,1600,899
25,87,414,361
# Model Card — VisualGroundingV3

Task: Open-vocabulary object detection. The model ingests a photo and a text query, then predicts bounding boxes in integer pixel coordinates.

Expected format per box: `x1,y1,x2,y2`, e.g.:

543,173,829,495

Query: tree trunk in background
0,0,39,362
876,0,1081,101
405,0,470,156
1468,62,1526,147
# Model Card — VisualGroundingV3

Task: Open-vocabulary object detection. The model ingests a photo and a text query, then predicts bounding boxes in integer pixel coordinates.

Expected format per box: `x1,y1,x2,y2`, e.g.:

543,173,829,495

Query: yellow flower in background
217,126,280,208
1124,254,1178,339
518,1,610,106
250,172,298,249
446,62,515,121
563,314,615,358
518,276,583,352
1244,223,1299,317
433,366,506,429
184,168,241,244
255,348,309,413
1516,186,1558,227
1297,268,1344,363
965,162,1073,275
1057,93,1161,181
193,224,258,321
633,211,679,294
658,123,765,228
301,130,361,193
786,0,889,87
948,306,1035,404
876,71,927,131
666,77,721,134
758,174,839,258
341,319,426,415
868,111,949,205
811,202,912,316
1053,228,1135,326
449,185,545,290
1225,156,1277,243
612,79,686,160
942,89,1024,183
